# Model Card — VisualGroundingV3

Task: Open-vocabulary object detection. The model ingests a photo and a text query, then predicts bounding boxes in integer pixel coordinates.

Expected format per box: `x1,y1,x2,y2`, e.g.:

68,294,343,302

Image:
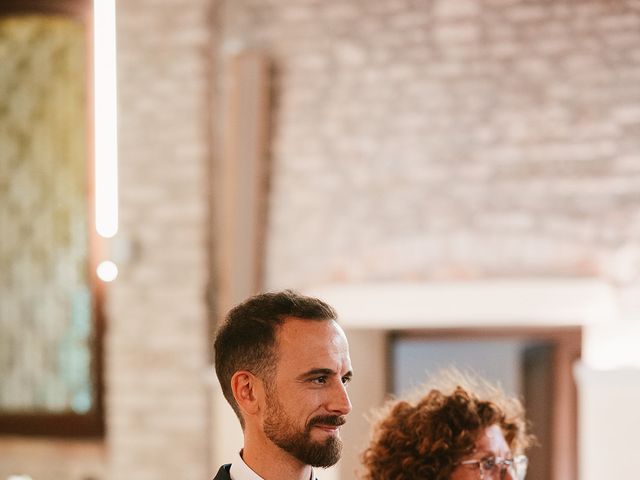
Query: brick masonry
114,0,640,477
3,1,640,479
105,0,213,479
214,0,640,301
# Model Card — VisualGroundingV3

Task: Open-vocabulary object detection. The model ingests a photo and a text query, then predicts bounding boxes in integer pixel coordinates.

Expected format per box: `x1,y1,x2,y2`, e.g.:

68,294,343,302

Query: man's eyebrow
296,368,353,380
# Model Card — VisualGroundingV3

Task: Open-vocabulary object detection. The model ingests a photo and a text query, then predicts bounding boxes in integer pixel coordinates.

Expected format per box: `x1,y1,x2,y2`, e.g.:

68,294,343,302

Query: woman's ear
231,371,260,417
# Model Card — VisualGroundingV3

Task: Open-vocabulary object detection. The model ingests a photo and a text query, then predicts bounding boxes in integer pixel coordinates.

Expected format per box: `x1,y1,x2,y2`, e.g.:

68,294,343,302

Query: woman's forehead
475,424,511,454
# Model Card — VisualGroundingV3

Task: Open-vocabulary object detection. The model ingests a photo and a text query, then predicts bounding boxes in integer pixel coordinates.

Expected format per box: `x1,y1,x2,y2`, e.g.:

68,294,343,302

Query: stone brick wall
3,1,640,479
216,0,640,305
106,0,213,479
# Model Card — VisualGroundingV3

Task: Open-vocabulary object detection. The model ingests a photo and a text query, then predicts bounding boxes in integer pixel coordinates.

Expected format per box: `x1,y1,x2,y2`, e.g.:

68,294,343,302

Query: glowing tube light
94,0,118,238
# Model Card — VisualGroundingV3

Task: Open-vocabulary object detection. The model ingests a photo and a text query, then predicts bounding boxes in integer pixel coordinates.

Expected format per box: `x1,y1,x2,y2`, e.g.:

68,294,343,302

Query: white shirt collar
229,450,315,480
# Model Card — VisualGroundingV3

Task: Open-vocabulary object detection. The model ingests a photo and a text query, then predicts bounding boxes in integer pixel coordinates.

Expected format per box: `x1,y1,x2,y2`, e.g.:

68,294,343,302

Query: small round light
97,260,118,282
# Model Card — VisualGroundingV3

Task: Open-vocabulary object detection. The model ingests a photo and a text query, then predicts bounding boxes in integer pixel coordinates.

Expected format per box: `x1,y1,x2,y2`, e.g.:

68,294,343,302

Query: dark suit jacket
213,464,231,480
212,463,318,480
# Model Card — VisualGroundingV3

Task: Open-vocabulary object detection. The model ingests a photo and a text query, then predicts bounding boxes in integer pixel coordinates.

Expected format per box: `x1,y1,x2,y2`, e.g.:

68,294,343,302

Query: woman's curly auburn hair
360,370,533,480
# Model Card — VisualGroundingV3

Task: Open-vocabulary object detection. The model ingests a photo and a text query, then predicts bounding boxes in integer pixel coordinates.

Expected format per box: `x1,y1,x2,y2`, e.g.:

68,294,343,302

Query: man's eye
341,376,352,385
312,376,327,384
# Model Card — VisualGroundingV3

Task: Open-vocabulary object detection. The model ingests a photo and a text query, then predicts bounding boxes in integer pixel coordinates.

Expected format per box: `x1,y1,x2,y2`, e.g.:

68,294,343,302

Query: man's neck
242,435,312,480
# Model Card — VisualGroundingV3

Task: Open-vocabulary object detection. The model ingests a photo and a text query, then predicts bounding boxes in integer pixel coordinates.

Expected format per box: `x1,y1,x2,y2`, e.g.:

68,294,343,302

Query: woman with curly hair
360,370,533,480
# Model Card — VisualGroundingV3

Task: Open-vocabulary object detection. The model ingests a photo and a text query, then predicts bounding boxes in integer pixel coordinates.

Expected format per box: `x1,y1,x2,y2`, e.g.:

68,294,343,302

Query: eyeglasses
457,454,528,480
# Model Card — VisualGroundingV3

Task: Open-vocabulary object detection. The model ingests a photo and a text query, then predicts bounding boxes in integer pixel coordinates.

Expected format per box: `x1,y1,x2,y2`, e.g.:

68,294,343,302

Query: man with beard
212,290,353,480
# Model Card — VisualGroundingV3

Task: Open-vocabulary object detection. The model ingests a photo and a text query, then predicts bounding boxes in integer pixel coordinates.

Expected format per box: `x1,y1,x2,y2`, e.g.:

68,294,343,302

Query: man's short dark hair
214,290,337,426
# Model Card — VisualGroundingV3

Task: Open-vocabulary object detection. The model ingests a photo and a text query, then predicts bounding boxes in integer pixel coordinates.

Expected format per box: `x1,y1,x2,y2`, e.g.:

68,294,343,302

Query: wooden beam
215,52,271,319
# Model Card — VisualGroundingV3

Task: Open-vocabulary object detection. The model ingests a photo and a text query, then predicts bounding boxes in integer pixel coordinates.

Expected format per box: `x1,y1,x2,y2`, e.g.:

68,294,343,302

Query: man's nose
328,382,352,415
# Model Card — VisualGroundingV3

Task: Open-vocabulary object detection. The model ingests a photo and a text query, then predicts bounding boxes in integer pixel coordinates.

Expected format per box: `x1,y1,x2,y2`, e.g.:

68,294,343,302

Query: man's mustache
308,415,346,428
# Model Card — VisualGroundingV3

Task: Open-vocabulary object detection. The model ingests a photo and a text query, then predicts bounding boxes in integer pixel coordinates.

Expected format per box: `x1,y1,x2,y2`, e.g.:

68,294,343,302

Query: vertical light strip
94,0,118,238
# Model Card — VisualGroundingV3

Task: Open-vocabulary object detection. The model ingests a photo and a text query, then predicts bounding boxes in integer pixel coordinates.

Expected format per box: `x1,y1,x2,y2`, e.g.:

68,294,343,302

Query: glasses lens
513,455,528,480
481,457,497,472
496,456,528,480
501,463,516,480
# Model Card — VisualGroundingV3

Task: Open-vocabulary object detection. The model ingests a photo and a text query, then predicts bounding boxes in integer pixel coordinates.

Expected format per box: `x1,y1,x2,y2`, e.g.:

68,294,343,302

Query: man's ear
231,371,261,417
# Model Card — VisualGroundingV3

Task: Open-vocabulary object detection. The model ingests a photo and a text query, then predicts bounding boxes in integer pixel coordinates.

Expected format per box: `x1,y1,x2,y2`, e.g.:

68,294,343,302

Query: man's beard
263,388,345,468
